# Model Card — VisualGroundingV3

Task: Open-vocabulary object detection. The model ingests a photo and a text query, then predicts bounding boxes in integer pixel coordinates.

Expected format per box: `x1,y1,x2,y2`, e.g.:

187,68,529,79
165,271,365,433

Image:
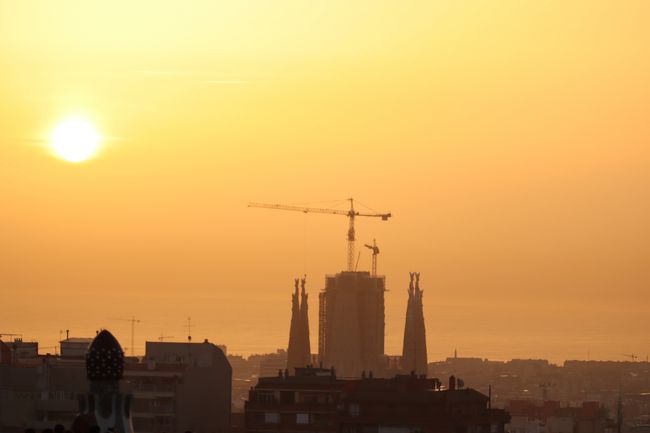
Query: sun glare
50,117,101,163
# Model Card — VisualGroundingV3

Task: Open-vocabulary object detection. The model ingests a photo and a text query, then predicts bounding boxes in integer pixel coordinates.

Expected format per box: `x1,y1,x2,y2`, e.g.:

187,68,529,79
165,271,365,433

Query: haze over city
1,1,649,363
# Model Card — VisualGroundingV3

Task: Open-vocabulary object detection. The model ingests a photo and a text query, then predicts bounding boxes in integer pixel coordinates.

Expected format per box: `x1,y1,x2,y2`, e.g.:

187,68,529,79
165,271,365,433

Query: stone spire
299,276,311,363
401,272,428,375
287,278,302,373
287,276,311,373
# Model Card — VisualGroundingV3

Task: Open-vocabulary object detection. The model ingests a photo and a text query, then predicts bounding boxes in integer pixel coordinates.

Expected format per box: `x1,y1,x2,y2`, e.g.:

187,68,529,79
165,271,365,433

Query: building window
349,403,360,417
296,413,311,424
258,391,277,403
264,412,280,424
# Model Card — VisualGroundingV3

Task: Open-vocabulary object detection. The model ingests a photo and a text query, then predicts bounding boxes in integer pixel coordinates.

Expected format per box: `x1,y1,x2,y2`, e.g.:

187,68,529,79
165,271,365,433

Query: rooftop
61,338,93,344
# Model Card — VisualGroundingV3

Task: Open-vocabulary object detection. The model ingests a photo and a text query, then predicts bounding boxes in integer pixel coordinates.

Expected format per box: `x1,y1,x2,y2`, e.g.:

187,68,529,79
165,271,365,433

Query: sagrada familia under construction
286,270,428,378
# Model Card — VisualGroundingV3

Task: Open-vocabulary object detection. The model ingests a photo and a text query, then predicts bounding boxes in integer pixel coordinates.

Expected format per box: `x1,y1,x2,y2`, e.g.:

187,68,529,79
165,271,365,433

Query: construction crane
248,198,391,272
158,334,175,342
622,354,639,361
108,316,141,356
364,239,380,276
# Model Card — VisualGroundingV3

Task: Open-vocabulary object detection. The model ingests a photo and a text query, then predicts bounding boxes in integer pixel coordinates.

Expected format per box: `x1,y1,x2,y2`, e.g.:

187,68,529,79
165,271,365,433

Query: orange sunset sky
1,1,649,362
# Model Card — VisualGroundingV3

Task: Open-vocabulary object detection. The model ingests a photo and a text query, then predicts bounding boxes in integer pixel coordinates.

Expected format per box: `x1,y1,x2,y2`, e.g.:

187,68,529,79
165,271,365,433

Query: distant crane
158,334,175,342
364,239,380,276
622,354,639,361
248,198,391,272
108,316,141,356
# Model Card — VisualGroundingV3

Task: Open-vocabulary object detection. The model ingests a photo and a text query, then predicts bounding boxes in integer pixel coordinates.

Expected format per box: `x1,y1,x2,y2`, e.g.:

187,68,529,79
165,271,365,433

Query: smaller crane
108,317,141,356
158,334,175,342
622,353,638,362
364,239,380,276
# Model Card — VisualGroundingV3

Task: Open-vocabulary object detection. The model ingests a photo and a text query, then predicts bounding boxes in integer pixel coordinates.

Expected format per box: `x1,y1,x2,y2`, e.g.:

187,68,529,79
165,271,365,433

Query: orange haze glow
1,1,649,362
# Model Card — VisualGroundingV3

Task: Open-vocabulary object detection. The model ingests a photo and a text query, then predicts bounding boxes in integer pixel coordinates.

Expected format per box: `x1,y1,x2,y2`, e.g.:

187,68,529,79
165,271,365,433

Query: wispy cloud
133,70,249,85
204,80,248,85
134,69,199,77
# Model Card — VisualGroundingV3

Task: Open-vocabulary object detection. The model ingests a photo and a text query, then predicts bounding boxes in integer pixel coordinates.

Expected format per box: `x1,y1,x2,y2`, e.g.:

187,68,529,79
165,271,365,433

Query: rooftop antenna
186,317,194,342
185,317,196,366
108,316,141,356
39,346,59,356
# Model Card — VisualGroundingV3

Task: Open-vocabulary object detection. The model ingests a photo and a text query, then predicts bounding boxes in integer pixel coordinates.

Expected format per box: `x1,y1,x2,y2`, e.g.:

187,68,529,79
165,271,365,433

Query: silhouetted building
401,272,427,375
1,337,39,361
0,350,85,431
287,277,312,373
508,400,611,433
60,337,93,359
255,350,288,378
244,366,344,433
338,375,510,433
318,271,385,377
0,336,231,433
131,341,231,433
244,368,510,433
0,339,11,364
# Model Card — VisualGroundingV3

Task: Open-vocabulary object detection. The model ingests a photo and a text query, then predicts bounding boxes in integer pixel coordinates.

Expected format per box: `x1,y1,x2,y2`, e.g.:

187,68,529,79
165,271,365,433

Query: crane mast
248,198,391,272
364,239,380,276
347,200,356,272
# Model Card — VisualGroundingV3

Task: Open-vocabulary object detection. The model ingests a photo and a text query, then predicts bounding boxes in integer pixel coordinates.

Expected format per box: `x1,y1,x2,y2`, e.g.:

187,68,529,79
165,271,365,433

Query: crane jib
248,200,391,272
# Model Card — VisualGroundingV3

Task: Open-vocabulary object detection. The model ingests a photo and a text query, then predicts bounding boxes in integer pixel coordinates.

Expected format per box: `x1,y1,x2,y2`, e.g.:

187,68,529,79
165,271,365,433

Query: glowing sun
50,117,101,163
